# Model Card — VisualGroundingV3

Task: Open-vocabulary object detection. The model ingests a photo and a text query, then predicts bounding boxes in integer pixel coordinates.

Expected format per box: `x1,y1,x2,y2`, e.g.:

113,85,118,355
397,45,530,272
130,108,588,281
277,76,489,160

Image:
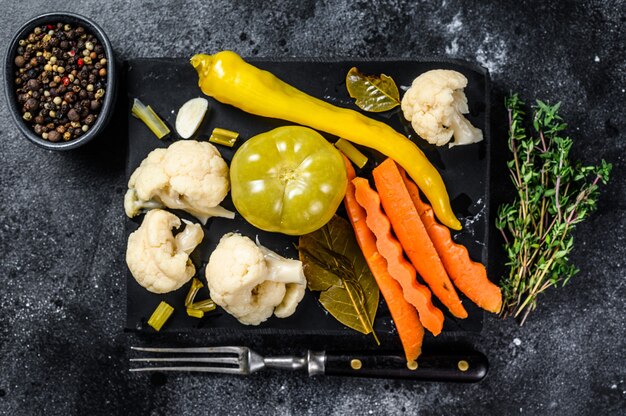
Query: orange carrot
352,177,445,336
373,158,468,319
343,157,424,363
400,169,503,313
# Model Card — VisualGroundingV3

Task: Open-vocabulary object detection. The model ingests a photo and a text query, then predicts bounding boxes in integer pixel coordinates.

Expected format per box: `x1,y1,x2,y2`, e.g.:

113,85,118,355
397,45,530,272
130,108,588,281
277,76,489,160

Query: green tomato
230,126,348,235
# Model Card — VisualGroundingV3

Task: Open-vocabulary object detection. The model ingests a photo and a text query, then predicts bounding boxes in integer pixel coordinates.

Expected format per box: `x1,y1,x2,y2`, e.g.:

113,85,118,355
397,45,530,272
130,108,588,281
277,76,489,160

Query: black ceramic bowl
4,12,116,150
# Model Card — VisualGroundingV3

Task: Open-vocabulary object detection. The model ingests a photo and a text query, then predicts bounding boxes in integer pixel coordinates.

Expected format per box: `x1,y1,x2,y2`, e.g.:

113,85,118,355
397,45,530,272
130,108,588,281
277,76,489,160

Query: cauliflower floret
126,209,204,294
124,140,235,223
206,233,306,325
401,69,483,147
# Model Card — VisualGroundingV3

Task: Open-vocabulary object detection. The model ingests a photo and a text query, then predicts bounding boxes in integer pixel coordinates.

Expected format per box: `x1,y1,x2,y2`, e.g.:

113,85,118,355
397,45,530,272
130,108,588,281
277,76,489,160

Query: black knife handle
323,350,488,382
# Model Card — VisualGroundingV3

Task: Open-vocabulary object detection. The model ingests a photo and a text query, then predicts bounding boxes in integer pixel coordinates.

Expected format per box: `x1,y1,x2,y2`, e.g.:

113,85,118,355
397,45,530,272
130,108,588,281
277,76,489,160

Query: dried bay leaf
346,67,400,112
299,215,379,342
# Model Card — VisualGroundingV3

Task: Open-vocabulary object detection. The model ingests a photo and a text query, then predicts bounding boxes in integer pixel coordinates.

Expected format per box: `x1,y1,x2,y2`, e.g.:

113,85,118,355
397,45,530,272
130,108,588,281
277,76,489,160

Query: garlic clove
175,97,209,139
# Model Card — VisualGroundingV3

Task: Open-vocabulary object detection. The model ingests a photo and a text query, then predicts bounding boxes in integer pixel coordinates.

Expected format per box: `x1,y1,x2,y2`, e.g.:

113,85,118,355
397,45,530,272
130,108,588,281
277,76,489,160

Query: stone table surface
0,1,624,415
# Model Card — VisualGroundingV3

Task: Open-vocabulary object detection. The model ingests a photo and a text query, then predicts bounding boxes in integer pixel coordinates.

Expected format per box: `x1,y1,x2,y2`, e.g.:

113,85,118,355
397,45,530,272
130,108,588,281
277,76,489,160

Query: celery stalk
335,138,368,169
186,308,205,319
147,301,174,331
184,278,204,307
209,128,239,147
131,98,171,139
190,299,216,312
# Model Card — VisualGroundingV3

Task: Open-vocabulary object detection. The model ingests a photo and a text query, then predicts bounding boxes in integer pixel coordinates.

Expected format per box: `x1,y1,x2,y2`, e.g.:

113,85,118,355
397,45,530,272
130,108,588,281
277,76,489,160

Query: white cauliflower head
401,69,483,147
126,209,204,294
206,233,306,325
124,140,234,223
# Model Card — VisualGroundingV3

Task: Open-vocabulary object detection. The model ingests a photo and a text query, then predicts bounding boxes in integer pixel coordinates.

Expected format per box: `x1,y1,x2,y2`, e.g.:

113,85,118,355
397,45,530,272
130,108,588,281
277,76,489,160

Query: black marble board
125,57,490,337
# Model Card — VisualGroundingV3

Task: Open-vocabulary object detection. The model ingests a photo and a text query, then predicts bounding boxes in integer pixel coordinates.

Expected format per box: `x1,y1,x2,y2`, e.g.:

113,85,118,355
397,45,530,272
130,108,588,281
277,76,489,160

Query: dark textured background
1,1,624,415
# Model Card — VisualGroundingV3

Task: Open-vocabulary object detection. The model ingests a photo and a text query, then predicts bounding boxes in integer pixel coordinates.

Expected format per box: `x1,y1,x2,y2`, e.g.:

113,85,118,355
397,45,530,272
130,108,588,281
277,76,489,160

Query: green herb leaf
346,67,400,112
496,93,611,325
299,215,380,343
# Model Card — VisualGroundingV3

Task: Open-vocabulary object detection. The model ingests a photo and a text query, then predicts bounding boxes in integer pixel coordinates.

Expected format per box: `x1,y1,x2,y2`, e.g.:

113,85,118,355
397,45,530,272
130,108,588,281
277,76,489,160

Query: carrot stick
343,157,424,363
373,158,468,319
352,177,445,336
400,169,503,313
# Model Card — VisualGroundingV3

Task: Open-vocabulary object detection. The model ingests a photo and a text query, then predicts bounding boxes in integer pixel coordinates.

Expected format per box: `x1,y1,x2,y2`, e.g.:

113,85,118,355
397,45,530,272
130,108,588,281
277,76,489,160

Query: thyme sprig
496,94,611,325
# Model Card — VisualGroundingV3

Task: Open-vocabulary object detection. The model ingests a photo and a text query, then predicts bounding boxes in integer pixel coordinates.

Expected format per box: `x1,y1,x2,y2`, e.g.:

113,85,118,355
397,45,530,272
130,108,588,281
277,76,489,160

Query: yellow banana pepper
190,51,461,230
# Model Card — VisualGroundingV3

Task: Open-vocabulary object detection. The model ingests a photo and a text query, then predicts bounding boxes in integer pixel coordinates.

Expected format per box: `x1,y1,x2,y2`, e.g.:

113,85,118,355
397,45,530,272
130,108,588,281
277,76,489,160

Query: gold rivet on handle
407,360,418,370
350,359,362,370
458,360,470,372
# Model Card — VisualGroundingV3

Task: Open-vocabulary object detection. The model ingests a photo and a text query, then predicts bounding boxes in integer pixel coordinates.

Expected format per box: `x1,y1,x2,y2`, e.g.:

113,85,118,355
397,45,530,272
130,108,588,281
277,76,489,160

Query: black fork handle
322,350,488,382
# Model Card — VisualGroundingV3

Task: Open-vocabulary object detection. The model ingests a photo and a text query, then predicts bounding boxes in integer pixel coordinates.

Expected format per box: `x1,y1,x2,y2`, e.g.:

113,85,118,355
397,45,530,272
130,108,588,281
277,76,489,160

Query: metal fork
129,346,489,381
130,346,325,375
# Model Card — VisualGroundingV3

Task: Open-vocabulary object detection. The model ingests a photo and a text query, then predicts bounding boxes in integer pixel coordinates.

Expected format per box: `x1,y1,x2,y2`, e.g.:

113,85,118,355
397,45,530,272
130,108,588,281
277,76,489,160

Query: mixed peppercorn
13,23,107,142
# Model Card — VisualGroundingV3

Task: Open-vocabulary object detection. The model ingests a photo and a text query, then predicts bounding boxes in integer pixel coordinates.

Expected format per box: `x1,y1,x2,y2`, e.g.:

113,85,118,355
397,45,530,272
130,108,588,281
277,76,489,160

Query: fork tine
130,357,240,365
130,346,244,354
129,366,245,374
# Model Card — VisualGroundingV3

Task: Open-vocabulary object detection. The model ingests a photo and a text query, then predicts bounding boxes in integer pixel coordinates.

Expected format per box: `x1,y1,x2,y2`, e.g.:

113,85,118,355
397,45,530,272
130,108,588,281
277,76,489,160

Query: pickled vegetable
176,97,209,139
335,138,368,169
186,308,205,318
184,278,204,307
131,98,170,139
190,299,216,312
147,301,174,331
230,126,348,235
209,128,239,147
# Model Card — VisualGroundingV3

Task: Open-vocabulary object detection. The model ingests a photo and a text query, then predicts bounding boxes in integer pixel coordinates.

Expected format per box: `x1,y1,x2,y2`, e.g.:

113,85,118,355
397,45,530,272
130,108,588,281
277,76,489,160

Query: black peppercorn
48,130,61,142
64,91,76,103
67,108,80,121
26,78,40,91
84,114,95,126
14,55,26,67
24,98,39,112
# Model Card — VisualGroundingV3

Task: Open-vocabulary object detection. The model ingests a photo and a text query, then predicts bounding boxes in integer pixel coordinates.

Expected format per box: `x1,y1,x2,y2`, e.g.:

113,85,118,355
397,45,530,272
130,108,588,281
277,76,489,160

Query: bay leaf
346,67,401,112
299,215,380,342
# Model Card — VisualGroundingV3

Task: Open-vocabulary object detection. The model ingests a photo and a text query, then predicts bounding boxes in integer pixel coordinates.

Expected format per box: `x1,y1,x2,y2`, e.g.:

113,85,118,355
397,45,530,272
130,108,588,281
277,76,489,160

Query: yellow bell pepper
190,51,461,230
